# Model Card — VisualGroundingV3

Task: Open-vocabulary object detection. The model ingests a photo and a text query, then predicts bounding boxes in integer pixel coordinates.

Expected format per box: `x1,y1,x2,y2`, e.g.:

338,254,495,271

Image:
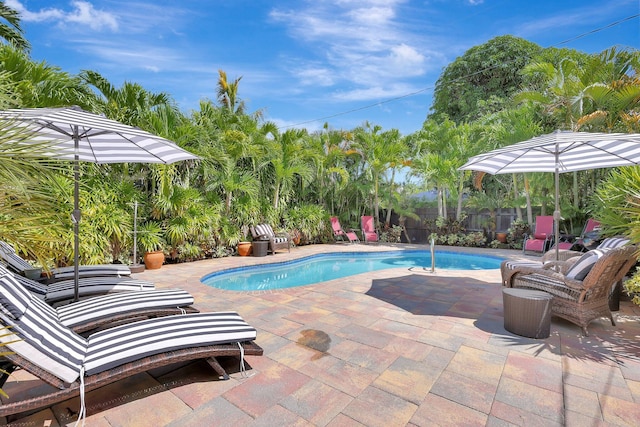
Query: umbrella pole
554,149,560,263
73,133,80,302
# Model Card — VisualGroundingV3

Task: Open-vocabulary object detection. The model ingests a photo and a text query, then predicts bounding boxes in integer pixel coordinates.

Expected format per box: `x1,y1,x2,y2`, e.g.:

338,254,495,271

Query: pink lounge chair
361,216,379,243
330,217,360,243
523,215,554,253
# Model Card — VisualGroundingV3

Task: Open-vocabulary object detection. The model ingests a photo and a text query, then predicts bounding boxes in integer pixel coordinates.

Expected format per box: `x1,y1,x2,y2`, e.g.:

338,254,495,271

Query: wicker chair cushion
598,237,630,249
513,273,581,301
254,224,275,239
84,311,257,376
56,289,194,329
0,266,35,318
565,248,609,280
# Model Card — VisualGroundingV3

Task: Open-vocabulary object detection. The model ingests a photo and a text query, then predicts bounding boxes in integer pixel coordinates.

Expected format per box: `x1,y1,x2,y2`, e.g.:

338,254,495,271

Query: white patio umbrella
0,106,198,300
459,129,640,259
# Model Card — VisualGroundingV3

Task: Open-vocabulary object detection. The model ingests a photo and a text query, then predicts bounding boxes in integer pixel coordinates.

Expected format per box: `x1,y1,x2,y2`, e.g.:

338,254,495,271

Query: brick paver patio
2,244,640,426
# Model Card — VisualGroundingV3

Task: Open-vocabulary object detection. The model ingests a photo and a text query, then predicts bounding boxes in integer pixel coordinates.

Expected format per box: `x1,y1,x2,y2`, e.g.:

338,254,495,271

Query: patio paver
1,243,639,426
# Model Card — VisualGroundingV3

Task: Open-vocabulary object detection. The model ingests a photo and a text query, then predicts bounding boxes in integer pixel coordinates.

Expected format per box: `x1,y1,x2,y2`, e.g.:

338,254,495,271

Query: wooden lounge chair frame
511,245,637,335
0,341,263,418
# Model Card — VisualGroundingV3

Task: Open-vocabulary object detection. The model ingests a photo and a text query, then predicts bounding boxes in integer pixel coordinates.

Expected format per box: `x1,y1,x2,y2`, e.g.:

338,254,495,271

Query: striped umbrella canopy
459,130,640,258
0,106,199,300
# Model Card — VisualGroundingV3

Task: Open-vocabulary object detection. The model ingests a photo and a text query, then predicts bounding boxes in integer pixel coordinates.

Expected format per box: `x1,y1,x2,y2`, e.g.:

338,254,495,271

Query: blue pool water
201,250,503,292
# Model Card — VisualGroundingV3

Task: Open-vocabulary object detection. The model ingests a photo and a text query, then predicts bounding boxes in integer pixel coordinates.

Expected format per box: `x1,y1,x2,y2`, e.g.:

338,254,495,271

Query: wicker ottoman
502,288,553,339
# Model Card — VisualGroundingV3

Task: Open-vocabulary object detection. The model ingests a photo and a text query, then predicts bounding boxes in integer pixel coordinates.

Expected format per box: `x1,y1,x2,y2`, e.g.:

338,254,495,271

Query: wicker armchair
511,245,637,335
250,224,291,254
500,248,582,287
502,237,632,287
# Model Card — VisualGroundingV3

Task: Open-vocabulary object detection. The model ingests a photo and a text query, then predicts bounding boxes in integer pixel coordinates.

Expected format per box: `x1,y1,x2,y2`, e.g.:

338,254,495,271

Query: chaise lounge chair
0,265,197,334
0,268,262,418
501,236,630,287
250,224,290,254
0,240,131,281
361,216,379,243
12,272,155,306
510,244,637,335
330,217,360,243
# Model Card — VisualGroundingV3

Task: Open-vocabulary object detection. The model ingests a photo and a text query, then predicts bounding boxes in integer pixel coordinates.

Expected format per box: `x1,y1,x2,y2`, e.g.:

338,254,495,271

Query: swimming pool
201,250,503,292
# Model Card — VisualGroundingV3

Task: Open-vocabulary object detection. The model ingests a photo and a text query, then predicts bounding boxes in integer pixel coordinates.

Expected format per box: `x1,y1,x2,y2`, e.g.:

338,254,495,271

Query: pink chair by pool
361,216,379,243
523,215,554,253
330,217,360,243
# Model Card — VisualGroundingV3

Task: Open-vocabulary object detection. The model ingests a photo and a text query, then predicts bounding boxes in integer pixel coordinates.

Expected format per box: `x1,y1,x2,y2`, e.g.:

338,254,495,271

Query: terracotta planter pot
496,232,508,243
143,250,165,270
238,242,253,256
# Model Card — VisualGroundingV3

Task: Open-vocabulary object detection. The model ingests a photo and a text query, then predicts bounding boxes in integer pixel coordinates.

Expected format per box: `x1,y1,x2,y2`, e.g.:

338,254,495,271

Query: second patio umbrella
0,106,199,300
459,129,640,259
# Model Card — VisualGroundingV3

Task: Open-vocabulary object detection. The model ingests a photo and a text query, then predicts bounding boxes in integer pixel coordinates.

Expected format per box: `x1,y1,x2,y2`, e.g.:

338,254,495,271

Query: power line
280,13,640,131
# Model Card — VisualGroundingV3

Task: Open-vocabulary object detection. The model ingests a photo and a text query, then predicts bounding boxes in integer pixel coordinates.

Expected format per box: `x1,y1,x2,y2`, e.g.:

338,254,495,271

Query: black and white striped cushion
0,241,34,272
0,266,35,318
273,237,288,244
51,264,131,280
566,248,609,280
502,260,541,271
84,312,257,375
55,289,194,328
8,299,87,383
254,224,273,239
13,274,48,296
44,277,155,303
597,237,629,249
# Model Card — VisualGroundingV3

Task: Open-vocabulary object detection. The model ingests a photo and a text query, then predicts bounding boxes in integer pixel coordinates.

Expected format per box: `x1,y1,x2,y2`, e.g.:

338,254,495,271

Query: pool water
201,250,503,292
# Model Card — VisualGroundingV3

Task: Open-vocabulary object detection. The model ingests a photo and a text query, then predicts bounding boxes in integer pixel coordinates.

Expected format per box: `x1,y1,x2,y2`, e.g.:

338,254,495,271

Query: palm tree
0,2,29,52
0,45,94,108
217,69,245,115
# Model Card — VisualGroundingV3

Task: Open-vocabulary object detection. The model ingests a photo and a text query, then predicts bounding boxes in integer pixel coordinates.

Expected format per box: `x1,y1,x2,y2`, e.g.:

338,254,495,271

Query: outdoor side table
502,288,553,339
252,240,269,257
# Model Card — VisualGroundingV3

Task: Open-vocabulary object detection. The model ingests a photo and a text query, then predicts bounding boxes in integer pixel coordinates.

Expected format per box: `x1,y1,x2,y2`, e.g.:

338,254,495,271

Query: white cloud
7,0,118,31
269,1,435,101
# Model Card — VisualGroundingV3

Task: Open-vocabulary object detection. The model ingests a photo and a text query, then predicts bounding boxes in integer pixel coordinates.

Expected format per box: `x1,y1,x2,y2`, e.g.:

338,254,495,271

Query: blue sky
7,0,640,135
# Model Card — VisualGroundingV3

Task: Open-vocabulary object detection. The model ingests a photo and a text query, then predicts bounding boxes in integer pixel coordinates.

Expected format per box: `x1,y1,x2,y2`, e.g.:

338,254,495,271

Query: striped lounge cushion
0,266,35,318
0,241,34,272
272,237,288,244
3,298,87,383
44,276,155,303
84,312,257,376
565,248,610,281
55,289,194,328
51,264,132,280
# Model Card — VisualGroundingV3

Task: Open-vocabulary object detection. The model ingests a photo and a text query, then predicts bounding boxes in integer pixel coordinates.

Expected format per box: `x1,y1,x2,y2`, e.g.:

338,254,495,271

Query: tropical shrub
380,225,402,243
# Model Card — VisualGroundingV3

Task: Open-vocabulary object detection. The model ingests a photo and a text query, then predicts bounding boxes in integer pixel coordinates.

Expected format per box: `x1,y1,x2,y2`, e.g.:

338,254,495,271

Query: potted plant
137,221,166,269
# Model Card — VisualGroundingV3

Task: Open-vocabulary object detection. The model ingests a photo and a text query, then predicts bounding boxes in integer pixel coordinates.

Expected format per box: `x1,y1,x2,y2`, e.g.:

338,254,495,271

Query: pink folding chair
523,215,554,253
330,217,359,243
361,216,379,243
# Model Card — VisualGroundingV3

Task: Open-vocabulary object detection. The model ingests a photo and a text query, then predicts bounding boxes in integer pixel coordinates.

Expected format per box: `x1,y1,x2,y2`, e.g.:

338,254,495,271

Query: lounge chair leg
582,326,589,336
205,356,230,380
